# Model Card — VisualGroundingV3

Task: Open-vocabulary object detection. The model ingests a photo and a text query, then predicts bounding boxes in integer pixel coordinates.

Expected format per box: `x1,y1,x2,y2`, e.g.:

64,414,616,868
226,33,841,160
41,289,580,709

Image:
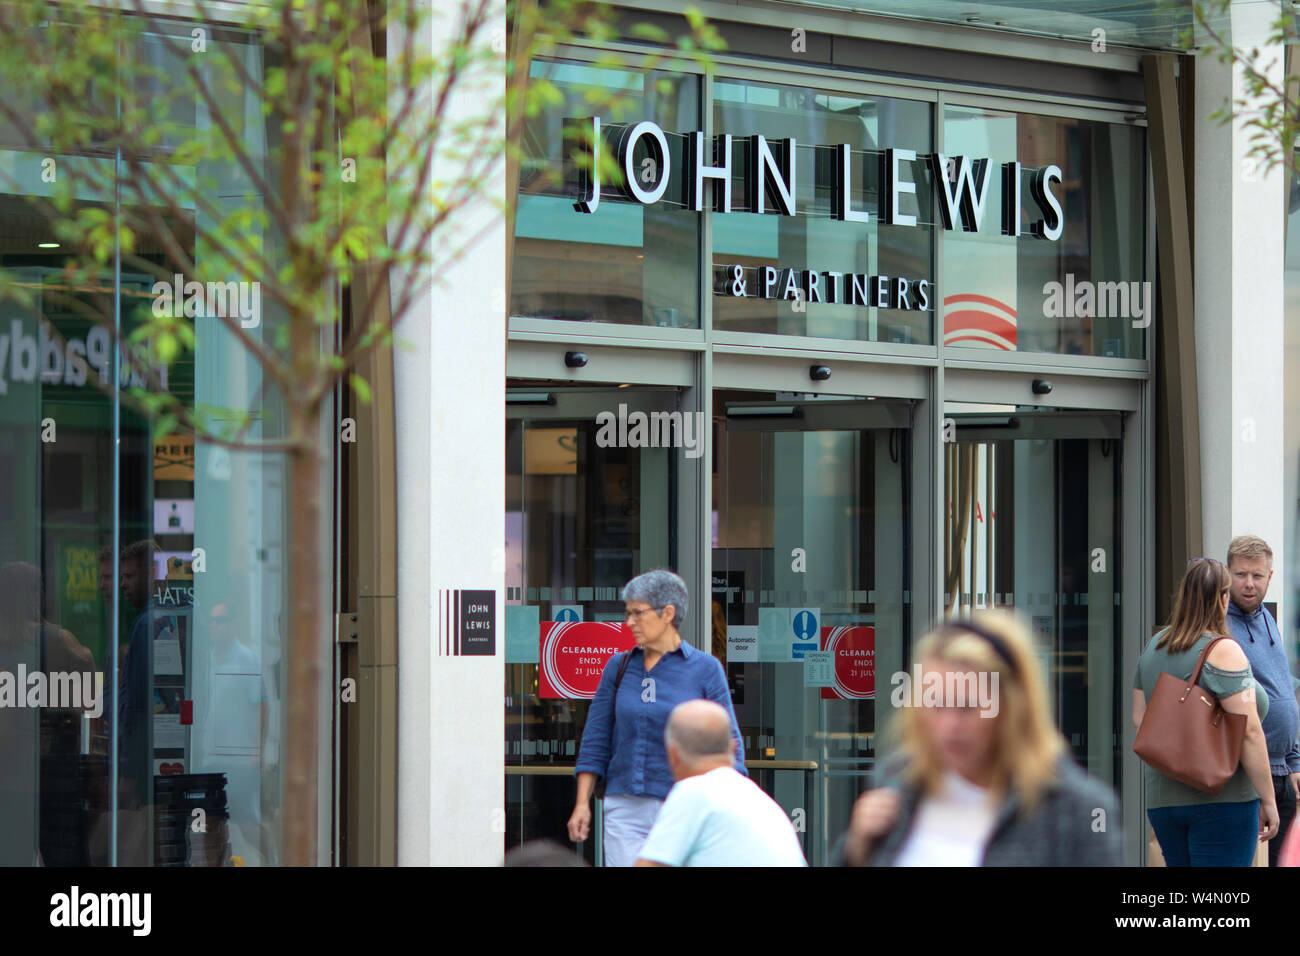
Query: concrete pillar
394,0,506,865
1193,1,1286,619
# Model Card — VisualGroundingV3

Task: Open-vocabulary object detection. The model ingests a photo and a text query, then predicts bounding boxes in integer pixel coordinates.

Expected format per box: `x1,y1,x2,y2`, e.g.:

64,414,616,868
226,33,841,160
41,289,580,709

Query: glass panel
713,390,911,864
121,26,286,868
712,80,934,343
504,385,682,864
943,406,1121,783
0,24,287,866
511,60,701,328
943,106,1147,358
762,1,1197,51
0,257,105,866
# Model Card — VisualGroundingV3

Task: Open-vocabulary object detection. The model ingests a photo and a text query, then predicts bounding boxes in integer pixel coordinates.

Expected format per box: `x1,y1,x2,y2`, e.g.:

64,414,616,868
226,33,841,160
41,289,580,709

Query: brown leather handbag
1133,637,1248,795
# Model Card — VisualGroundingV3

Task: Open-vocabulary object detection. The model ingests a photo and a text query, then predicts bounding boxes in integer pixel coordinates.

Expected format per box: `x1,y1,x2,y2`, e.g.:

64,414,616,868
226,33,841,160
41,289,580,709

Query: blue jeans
1272,775,1298,868
1148,800,1260,867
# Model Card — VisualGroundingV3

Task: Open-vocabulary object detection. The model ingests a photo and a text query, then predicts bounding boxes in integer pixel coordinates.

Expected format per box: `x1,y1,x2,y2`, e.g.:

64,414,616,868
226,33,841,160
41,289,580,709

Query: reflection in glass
943,106,1146,358
0,24,285,866
511,60,701,328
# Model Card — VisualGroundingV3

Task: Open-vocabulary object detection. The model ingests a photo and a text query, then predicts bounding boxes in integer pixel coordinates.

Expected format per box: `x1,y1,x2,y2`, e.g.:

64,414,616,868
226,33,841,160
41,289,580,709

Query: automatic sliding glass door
504,384,686,864
712,390,912,865
944,406,1122,786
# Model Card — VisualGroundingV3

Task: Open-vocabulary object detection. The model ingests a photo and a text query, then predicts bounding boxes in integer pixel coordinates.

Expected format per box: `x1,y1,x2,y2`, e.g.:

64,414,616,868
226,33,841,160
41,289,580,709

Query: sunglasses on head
943,618,1019,677
1186,558,1230,595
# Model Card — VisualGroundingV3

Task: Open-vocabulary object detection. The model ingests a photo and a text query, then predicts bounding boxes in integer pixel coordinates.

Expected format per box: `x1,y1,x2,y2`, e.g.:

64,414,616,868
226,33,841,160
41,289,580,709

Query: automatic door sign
552,605,582,623
539,621,636,699
820,626,875,699
726,625,758,662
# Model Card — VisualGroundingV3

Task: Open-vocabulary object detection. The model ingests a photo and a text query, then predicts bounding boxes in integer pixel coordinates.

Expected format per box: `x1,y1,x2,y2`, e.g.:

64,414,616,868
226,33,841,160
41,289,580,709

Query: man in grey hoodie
1225,535,1300,866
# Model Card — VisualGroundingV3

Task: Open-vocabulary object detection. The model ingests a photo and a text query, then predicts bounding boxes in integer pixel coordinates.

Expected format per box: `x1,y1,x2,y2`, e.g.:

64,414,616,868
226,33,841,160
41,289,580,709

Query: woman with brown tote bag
1132,559,1279,866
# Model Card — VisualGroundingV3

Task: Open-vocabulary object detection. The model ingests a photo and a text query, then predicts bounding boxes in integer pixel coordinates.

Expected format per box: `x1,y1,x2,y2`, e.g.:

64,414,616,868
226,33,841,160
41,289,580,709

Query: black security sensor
810,365,831,381
565,351,589,368
1031,379,1052,395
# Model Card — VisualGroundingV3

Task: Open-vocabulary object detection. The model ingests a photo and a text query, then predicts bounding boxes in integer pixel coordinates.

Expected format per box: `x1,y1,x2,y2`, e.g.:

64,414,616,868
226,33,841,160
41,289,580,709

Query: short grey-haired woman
569,569,747,866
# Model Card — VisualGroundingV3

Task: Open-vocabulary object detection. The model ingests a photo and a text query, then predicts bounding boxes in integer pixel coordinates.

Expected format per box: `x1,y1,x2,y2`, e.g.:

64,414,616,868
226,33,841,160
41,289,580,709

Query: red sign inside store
539,621,636,699
820,626,875,700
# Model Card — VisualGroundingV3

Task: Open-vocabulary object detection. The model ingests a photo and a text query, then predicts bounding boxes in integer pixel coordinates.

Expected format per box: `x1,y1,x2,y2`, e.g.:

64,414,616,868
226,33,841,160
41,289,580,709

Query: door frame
941,366,1152,868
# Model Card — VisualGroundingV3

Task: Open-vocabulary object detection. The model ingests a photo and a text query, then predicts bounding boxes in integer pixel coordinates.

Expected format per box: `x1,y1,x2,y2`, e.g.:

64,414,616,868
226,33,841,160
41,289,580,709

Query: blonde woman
839,611,1121,866
1132,558,1277,866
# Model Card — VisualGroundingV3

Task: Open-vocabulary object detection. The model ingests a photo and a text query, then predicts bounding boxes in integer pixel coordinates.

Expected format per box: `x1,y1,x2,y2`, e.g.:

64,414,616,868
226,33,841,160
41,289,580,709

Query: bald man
635,700,807,867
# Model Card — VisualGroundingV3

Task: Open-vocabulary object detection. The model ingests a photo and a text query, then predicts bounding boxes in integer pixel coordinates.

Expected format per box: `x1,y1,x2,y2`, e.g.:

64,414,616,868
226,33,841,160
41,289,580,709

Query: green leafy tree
1186,2,1300,180
0,0,721,865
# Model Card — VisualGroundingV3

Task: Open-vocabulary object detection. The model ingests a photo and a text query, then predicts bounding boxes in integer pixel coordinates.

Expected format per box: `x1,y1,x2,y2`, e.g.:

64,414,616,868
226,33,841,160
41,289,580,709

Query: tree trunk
283,410,323,865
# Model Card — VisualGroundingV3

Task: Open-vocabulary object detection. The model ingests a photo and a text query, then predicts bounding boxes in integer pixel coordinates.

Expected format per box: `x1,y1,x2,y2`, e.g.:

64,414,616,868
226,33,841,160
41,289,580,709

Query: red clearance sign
820,626,875,700
539,621,636,699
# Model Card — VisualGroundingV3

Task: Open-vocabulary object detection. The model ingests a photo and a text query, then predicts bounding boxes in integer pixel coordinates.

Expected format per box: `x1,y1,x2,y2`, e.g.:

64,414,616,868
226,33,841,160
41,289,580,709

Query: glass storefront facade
0,24,302,867
1,1,1175,869
506,37,1152,864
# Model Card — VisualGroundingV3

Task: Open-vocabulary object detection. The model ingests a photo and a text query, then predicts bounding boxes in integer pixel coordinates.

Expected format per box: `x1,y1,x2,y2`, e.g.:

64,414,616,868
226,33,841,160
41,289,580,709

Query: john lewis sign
565,116,1064,240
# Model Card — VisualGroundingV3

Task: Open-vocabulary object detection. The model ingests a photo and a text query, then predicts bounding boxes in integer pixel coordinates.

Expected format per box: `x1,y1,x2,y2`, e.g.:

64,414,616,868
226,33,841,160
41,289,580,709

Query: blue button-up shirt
574,641,746,800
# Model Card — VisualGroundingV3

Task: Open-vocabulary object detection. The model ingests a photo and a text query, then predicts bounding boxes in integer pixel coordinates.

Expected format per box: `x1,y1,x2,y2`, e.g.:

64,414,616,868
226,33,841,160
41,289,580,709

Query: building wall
394,0,507,865
492,9,1154,866
1193,4,1286,623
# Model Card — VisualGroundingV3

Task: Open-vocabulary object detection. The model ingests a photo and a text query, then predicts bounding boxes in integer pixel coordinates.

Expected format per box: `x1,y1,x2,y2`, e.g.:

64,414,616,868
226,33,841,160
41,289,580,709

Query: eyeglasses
624,607,662,621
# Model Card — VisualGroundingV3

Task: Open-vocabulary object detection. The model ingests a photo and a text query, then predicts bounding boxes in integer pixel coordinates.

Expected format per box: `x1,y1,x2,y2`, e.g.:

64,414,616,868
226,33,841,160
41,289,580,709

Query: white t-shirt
637,766,808,867
894,770,999,867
